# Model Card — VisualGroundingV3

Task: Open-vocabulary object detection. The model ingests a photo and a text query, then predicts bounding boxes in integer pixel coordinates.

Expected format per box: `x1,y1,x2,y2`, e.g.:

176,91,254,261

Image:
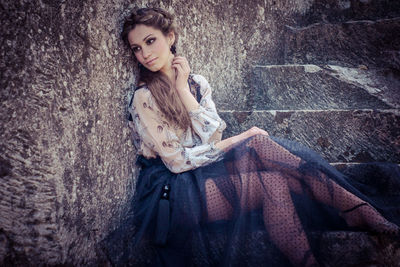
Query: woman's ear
167,31,176,47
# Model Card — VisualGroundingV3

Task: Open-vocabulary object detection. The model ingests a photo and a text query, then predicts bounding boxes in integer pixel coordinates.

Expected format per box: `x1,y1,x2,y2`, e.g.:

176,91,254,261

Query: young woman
101,7,400,267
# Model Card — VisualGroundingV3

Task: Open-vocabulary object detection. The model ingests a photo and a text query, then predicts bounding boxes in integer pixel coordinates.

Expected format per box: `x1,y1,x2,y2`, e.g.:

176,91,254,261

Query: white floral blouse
128,74,227,173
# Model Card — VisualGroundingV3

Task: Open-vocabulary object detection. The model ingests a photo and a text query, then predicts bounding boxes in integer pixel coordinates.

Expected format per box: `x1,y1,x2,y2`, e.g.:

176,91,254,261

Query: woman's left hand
172,56,190,91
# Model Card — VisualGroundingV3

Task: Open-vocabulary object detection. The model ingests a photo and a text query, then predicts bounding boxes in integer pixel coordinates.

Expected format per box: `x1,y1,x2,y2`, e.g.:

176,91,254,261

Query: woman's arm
131,89,222,173
215,127,270,151
172,56,199,112
169,56,269,155
173,58,226,144
187,74,226,144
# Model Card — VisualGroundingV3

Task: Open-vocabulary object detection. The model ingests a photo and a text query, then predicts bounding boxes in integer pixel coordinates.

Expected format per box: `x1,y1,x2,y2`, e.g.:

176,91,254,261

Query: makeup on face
128,24,174,73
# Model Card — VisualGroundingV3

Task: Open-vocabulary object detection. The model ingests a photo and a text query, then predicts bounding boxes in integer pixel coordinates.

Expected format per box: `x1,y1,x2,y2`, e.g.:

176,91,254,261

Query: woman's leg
259,171,318,266
247,134,399,234
204,133,398,266
297,171,399,233
204,171,318,266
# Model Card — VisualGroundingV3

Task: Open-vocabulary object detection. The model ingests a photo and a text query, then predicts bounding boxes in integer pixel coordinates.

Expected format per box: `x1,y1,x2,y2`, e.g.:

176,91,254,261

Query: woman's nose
142,47,151,59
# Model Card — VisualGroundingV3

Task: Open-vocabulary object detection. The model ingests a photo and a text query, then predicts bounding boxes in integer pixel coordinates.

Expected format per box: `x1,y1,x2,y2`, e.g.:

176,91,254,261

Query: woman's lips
146,58,157,65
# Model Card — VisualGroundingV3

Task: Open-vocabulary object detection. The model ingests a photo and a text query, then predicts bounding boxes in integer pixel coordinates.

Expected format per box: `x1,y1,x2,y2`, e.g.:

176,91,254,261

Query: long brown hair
121,7,191,130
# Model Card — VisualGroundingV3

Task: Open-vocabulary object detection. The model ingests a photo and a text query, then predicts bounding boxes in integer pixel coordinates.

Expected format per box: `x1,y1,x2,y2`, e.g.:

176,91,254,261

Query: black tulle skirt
100,135,400,267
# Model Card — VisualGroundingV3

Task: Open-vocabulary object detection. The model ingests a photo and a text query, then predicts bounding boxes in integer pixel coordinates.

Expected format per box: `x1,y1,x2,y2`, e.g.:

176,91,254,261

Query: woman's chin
145,65,161,72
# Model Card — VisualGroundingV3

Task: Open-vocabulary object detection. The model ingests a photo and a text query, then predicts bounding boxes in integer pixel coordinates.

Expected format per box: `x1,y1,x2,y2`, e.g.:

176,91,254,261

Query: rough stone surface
1,0,399,265
0,0,137,265
316,231,400,267
283,17,400,69
295,0,400,26
220,110,400,163
250,64,394,110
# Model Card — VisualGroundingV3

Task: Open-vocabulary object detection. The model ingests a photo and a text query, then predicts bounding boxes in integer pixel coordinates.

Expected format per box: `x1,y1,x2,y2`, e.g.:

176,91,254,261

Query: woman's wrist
175,78,190,92
215,132,246,151
175,84,199,112
238,130,251,141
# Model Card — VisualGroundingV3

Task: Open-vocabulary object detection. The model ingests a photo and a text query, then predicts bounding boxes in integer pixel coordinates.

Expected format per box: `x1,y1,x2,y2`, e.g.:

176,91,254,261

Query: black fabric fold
100,135,400,267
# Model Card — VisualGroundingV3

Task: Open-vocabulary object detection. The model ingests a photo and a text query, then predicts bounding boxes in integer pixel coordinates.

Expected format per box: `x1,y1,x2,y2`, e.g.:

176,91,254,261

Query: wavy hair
122,7,191,130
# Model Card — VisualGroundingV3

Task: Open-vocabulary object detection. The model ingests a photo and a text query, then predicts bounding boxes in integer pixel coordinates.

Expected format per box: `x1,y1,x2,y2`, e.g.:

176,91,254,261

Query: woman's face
128,24,175,73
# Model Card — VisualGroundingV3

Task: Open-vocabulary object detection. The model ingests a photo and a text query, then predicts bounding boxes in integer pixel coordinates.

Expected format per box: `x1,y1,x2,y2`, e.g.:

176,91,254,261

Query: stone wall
1,0,138,264
1,0,399,265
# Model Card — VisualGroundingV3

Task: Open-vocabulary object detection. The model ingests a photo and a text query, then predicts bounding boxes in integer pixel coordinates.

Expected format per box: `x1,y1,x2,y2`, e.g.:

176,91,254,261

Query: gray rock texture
220,109,400,163
1,0,137,265
250,64,394,110
1,0,399,265
284,17,400,69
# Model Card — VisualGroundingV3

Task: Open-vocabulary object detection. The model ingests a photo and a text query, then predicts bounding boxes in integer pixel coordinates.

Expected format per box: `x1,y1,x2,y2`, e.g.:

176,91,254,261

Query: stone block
220,109,400,163
250,64,394,110
284,17,400,69
316,231,400,266
297,0,400,26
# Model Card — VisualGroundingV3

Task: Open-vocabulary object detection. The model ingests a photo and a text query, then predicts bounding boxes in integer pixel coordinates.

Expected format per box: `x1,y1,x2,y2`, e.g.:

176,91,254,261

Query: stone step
250,64,397,110
332,162,400,198
314,231,400,266
99,229,400,267
296,0,400,26
194,230,400,266
219,109,400,163
284,17,400,69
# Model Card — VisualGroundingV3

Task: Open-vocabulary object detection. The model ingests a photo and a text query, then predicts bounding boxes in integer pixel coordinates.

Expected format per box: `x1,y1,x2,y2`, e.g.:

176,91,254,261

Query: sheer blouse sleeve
130,88,223,174
188,74,226,144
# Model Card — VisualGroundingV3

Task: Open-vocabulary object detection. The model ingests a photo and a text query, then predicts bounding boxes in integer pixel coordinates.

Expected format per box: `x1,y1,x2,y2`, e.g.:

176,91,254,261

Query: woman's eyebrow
143,34,153,41
131,34,154,48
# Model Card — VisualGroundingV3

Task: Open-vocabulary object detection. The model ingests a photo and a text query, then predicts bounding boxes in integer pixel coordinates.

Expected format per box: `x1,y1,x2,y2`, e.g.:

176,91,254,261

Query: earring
170,45,176,55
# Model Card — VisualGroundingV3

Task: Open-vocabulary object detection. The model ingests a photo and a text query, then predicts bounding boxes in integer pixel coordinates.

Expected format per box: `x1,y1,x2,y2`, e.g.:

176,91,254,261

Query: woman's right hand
243,127,269,138
215,127,269,151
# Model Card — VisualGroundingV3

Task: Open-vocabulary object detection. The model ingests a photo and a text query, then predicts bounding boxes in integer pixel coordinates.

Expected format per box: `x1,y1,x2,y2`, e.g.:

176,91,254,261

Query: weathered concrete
283,17,400,69
295,0,400,26
220,109,400,163
250,64,395,110
0,0,138,265
316,231,400,267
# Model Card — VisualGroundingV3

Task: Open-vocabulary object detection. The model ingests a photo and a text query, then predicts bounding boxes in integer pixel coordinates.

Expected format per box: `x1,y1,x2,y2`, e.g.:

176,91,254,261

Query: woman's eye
146,38,156,45
132,47,140,53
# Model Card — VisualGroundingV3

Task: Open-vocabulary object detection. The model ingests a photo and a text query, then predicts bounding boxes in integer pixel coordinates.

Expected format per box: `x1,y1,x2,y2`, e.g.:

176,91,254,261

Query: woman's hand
215,127,269,151
172,56,190,91
170,56,199,112
233,127,269,144
244,127,269,138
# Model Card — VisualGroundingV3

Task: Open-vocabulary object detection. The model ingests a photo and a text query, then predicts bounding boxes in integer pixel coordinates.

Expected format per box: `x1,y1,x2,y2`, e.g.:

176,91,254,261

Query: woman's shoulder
135,82,148,91
133,82,150,94
133,85,151,100
190,73,208,85
129,83,151,108
190,73,211,94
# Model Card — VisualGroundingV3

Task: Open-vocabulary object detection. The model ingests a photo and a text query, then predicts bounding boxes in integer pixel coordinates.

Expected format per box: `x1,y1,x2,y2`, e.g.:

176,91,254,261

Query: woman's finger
173,59,189,69
172,63,184,74
173,61,190,75
173,57,189,66
248,127,269,136
173,56,186,61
